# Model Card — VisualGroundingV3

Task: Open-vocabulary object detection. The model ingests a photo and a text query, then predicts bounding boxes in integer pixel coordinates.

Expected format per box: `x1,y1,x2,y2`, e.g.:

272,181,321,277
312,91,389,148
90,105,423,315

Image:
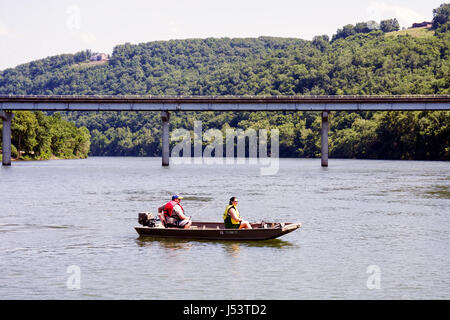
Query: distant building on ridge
89,53,108,62
410,21,432,28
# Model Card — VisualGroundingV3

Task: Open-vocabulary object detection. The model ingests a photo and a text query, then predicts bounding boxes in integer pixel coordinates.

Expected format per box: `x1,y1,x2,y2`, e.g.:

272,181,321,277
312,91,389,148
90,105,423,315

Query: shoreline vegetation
0,111,90,161
2,154,449,164
2,155,66,162
0,4,449,161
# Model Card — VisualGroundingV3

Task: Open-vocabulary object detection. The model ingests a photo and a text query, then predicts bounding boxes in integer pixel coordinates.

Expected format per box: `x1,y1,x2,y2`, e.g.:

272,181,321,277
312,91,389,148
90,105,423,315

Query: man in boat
223,196,252,229
158,195,192,229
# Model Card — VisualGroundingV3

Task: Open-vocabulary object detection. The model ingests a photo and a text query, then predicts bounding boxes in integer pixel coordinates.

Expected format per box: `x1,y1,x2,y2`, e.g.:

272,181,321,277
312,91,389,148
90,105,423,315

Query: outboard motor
138,212,156,227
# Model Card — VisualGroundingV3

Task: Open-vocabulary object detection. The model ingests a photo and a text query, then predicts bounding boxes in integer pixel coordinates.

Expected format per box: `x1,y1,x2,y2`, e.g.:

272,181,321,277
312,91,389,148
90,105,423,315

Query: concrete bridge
1,95,449,166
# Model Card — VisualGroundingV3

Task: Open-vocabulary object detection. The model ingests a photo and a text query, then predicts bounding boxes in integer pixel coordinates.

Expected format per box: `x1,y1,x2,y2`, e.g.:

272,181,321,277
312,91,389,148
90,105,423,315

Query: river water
0,157,449,299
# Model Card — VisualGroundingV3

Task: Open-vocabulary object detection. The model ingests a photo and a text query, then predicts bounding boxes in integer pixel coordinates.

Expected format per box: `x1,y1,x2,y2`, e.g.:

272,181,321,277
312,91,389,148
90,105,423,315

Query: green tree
380,18,400,32
312,35,330,52
432,3,450,29
11,111,38,159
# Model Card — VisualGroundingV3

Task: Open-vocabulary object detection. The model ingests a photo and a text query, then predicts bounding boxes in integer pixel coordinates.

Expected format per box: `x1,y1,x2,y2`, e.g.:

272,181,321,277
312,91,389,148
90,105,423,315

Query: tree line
0,3,448,160
0,112,90,160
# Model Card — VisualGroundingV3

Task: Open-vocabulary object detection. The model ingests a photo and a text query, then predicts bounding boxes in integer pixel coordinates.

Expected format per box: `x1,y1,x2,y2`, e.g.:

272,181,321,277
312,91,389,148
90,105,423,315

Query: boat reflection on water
135,236,296,256
135,237,194,251
221,239,296,257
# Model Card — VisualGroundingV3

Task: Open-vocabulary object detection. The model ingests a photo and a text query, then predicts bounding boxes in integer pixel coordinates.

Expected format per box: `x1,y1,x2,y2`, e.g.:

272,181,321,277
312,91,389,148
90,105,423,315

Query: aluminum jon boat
135,213,301,241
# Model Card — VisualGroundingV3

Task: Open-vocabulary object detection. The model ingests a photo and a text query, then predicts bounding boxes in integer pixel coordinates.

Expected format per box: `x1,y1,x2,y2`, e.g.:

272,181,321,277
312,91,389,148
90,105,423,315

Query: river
0,157,449,299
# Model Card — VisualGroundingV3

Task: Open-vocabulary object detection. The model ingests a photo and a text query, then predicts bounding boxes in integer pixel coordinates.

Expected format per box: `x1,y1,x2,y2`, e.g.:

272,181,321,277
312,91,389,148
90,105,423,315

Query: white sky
0,0,443,71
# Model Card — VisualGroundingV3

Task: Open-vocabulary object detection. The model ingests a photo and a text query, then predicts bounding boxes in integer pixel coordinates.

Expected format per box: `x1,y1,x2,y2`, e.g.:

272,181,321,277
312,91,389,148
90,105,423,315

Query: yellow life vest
223,204,240,225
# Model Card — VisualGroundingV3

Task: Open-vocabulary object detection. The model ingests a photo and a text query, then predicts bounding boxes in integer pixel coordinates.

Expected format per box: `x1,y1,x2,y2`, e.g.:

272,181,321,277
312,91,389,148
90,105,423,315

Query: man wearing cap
158,195,192,229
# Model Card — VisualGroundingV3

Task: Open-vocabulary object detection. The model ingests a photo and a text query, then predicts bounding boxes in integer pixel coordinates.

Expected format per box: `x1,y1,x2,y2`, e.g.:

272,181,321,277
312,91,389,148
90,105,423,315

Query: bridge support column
321,111,329,167
1,111,14,166
161,111,170,166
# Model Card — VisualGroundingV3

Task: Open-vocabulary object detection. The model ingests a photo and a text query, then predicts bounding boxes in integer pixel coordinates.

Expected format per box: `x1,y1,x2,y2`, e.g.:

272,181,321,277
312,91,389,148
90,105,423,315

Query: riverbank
1,154,88,162
0,111,91,164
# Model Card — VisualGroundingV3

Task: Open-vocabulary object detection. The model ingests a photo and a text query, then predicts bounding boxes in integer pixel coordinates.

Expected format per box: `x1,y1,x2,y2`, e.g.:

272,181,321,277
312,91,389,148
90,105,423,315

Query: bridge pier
321,111,329,167
0,111,14,166
161,111,170,166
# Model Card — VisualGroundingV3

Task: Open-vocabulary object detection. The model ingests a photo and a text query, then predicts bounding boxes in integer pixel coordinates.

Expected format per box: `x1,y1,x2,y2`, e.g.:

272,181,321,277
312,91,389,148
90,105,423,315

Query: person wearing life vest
223,196,252,229
158,195,192,229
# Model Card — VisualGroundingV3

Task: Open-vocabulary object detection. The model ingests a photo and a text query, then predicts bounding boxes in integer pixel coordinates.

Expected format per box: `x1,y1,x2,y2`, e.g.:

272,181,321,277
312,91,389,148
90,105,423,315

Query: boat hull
135,221,301,240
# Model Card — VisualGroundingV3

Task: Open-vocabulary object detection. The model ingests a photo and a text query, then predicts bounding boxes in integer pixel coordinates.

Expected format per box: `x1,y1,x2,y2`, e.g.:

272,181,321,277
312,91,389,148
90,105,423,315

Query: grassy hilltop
385,26,435,38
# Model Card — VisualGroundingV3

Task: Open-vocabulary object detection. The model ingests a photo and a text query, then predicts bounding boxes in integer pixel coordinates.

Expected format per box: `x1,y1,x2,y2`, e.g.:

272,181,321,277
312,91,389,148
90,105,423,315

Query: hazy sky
0,0,444,70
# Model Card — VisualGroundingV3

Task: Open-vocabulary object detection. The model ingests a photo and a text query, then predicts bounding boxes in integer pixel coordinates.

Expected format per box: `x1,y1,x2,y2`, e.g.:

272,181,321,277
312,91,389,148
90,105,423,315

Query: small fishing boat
135,213,301,240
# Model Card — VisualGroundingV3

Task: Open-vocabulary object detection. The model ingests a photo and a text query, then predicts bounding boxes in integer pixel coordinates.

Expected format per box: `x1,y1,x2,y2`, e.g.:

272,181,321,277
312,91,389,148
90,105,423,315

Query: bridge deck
2,95,450,166
1,95,449,111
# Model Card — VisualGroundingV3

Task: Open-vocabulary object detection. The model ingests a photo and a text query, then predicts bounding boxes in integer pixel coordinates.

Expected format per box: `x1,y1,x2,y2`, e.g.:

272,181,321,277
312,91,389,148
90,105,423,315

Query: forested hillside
0,4,449,160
